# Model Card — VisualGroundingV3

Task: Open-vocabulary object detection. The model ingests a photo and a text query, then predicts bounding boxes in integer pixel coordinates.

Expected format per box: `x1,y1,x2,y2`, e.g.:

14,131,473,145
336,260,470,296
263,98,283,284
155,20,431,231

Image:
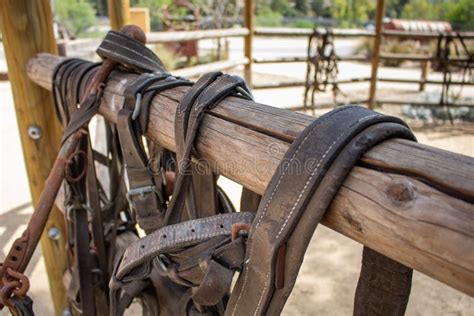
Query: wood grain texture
27,54,474,296
0,3,68,314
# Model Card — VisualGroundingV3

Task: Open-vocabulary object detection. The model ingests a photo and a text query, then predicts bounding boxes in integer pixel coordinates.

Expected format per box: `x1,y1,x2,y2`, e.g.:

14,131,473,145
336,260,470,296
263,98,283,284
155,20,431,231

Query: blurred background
1,0,473,315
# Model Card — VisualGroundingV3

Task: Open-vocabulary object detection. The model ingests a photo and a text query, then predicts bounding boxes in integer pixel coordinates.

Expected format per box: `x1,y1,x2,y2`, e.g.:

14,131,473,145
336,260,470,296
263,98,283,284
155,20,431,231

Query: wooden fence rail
255,26,474,39
146,28,249,43
27,53,474,297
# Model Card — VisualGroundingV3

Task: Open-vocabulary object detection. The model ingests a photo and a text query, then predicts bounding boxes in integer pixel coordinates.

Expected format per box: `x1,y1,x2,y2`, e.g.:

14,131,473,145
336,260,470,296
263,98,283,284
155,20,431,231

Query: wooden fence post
244,0,255,87
419,60,430,91
368,0,385,109
108,0,130,31
0,1,68,314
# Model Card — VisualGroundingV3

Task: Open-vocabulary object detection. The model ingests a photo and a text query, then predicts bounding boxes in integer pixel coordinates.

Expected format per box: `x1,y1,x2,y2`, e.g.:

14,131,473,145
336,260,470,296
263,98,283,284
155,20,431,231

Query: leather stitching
231,105,364,316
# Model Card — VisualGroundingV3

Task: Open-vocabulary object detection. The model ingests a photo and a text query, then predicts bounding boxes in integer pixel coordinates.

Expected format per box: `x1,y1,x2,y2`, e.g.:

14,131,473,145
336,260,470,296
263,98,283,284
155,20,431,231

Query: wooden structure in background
0,1,68,314
28,53,474,297
147,28,249,43
254,27,474,39
244,0,255,86
108,0,130,31
368,0,385,109
130,7,151,33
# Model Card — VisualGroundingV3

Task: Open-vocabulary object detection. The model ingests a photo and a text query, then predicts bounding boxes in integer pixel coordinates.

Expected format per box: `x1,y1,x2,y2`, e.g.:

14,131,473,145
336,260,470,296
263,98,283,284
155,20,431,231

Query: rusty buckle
231,223,251,241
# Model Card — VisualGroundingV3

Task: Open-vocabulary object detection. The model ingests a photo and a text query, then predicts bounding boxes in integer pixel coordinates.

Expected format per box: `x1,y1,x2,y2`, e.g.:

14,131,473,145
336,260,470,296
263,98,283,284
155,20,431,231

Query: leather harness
0,26,416,315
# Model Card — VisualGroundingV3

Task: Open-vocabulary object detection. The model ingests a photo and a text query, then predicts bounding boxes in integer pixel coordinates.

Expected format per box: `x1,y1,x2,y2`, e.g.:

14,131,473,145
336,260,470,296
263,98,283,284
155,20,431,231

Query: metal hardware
231,223,251,241
158,254,171,272
126,185,163,208
27,125,42,140
131,93,142,120
48,227,61,241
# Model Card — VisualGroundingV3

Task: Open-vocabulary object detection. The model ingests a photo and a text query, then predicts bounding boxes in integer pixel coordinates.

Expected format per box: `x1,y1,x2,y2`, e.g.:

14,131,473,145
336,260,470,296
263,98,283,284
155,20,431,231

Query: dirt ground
1,37,474,315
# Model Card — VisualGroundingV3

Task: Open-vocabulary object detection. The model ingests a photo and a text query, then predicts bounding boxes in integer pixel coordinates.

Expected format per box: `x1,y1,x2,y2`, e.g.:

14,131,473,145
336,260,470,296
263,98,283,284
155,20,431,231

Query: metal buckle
126,185,162,208
158,254,171,272
65,203,94,222
231,223,251,241
131,92,142,120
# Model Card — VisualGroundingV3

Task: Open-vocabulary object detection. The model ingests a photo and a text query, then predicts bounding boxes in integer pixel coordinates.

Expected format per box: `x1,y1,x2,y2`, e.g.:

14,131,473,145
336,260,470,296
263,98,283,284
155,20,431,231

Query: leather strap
166,72,253,225
96,30,166,73
227,106,415,316
52,58,122,314
116,73,192,233
114,212,254,282
73,206,96,316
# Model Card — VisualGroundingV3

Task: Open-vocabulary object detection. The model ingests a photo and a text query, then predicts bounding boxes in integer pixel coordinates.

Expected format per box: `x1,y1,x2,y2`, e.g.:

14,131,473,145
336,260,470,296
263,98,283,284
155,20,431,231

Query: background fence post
368,0,385,109
108,0,130,31
419,60,430,91
244,0,255,87
0,1,68,314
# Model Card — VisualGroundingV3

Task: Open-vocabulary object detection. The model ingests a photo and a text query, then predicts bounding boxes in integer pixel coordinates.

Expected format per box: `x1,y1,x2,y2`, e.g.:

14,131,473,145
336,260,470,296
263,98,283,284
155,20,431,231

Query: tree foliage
444,0,474,30
54,0,96,37
254,0,473,30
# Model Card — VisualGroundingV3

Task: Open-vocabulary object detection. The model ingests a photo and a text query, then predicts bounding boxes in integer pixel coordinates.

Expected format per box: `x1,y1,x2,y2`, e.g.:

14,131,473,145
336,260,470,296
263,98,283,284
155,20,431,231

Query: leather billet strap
96,30,166,73
354,247,413,315
58,29,166,143
166,72,253,225
117,73,192,233
227,106,416,315
53,59,100,125
111,212,254,308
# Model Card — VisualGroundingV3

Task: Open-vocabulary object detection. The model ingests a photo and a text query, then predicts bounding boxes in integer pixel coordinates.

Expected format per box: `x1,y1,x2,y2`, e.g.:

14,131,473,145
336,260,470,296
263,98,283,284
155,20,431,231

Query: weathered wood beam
0,2,68,314
147,28,249,43
27,53,474,297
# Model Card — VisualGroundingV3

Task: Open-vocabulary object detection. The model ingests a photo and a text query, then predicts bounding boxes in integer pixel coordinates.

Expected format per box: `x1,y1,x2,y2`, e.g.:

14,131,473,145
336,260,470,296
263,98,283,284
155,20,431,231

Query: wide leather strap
113,212,254,281
96,30,167,73
227,106,416,316
111,212,254,309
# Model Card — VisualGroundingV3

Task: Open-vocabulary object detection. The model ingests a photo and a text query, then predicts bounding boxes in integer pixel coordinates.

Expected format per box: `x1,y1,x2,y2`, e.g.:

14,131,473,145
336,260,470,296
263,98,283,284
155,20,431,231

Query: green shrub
54,0,96,37
255,8,282,27
287,19,315,28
